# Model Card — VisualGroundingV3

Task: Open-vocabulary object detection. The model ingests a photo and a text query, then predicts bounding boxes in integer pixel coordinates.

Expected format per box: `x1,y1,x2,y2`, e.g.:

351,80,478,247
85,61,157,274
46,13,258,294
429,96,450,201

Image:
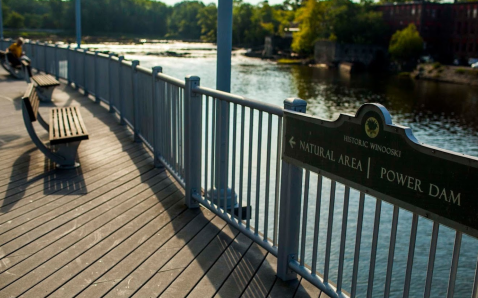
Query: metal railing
3,38,478,298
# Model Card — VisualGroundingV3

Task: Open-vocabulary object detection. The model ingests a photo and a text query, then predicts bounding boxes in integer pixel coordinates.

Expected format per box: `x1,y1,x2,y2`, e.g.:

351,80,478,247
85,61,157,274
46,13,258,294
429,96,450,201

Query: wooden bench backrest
22,84,40,122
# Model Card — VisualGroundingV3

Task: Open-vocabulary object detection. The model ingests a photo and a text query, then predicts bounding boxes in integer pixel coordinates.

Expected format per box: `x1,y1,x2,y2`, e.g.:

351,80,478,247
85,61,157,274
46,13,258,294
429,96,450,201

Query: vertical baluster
273,117,282,247
216,99,222,210
132,60,140,142
300,170,310,266
118,56,125,125
254,111,263,234
239,105,245,222
323,180,336,284
337,186,350,293
311,175,323,275
403,213,419,298
424,222,439,298
384,206,400,298
223,102,230,213
211,98,216,205
184,75,201,208
471,255,478,298
172,86,177,170
263,114,272,241
152,67,163,168
447,231,462,298
351,192,365,297
367,199,382,298
231,103,238,222
204,96,210,203
246,108,254,229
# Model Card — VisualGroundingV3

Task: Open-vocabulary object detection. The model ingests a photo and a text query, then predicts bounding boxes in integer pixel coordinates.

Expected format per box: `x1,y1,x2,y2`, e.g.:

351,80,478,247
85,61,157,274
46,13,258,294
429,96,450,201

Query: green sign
283,104,478,237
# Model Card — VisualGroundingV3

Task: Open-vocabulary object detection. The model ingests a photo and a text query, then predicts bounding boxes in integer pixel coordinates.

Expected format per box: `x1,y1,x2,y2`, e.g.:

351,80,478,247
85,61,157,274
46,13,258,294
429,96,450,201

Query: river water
87,41,478,297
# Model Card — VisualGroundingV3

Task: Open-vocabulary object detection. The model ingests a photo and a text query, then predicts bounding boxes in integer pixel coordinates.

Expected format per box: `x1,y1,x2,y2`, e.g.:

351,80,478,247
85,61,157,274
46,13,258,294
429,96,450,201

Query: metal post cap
284,98,307,112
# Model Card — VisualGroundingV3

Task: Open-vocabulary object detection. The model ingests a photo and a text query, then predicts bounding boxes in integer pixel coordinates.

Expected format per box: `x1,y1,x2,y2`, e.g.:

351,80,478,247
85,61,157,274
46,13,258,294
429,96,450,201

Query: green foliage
432,62,442,69
197,4,217,42
6,11,25,29
389,24,424,62
455,68,466,74
292,0,387,54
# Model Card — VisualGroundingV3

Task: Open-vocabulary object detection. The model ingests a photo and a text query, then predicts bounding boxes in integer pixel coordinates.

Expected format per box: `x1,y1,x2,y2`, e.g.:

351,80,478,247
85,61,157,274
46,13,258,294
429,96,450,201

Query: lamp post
213,0,235,209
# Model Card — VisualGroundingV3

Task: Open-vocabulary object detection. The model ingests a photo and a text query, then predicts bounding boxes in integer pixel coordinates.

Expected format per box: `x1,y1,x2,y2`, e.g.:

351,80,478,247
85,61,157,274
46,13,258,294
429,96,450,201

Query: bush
432,62,442,69
455,68,466,74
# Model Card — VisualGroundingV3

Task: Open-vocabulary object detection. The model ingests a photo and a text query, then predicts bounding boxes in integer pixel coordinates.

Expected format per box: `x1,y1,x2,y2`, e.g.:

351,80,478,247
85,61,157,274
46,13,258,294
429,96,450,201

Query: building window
465,22,468,34
473,8,476,18
457,22,461,34
432,9,436,18
412,8,415,15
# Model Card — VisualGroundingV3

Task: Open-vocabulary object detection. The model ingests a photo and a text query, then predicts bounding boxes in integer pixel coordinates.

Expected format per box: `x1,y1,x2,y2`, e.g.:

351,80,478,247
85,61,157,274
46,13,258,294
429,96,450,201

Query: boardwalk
0,68,326,298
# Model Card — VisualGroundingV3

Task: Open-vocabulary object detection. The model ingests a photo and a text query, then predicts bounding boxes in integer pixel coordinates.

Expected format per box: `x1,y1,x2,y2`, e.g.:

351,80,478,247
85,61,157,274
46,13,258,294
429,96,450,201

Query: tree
389,23,423,62
6,11,25,29
292,0,387,55
197,4,217,42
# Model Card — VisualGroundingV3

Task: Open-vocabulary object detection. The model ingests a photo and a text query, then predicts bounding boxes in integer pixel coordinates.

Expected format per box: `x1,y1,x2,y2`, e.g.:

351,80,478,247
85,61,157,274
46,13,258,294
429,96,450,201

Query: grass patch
277,59,302,65
432,62,442,69
398,72,411,78
455,68,467,74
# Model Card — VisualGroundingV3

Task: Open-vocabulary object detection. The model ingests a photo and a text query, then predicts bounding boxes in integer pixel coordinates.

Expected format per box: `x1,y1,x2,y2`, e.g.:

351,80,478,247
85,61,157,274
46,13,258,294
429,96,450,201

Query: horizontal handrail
193,85,284,116
156,72,185,88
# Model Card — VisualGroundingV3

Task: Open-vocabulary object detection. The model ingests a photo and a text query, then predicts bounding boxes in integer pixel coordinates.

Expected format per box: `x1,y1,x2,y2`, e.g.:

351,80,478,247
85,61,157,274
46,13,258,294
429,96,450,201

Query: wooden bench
22,83,89,169
0,50,28,80
31,74,60,102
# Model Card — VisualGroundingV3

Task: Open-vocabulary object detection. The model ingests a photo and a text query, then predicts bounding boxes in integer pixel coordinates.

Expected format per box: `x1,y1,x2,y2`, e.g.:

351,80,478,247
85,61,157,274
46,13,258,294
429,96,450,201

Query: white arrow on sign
289,136,296,149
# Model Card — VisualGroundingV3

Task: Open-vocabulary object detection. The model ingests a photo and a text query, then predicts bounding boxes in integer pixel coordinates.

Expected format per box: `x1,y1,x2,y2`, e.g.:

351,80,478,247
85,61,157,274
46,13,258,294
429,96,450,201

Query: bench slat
50,106,89,145
32,74,60,87
69,107,83,136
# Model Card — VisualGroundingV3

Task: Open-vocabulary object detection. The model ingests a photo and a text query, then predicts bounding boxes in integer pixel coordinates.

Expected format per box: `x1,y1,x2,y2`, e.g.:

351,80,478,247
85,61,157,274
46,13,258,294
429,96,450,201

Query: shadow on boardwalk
0,69,324,298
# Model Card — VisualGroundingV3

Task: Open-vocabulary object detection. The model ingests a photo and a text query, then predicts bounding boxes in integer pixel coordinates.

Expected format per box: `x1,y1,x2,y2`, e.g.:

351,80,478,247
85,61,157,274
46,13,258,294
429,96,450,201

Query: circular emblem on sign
365,117,379,138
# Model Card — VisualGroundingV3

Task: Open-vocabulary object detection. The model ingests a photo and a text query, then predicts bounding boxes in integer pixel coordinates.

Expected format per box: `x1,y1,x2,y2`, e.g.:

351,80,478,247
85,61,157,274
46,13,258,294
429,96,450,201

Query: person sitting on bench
6,37,32,77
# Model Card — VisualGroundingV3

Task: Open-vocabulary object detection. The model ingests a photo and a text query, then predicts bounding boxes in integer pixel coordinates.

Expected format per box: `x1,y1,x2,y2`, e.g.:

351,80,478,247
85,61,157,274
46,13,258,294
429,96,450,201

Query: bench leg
36,86,56,102
54,141,81,169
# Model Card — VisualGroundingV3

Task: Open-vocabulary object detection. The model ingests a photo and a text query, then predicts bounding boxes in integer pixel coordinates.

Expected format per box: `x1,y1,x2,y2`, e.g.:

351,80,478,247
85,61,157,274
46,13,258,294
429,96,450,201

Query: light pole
213,0,235,209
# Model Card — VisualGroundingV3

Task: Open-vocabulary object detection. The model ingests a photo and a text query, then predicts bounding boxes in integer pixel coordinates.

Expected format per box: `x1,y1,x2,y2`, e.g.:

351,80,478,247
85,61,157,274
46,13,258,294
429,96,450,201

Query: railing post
152,66,163,168
67,45,72,85
36,41,40,73
118,56,125,125
277,98,307,281
132,60,140,142
184,75,202,209
43,43,47,74
83,48,88,96
54,44,60,80
94,51,100,103
74,48,80,90
108,53,115,113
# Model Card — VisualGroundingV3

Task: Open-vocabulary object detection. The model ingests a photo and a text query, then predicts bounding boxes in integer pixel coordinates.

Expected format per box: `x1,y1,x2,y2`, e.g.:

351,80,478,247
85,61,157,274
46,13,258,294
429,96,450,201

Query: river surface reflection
88,41,478,297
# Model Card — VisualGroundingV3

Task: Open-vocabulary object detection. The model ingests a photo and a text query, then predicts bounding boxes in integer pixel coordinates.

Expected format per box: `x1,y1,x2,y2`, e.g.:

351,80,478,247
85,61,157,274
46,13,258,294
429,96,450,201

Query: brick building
377,1,478,63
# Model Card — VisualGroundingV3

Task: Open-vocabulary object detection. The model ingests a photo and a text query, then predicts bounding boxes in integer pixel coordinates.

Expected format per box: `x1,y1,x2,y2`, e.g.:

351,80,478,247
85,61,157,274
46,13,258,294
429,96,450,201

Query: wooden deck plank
214,243,269,298
0,69,322,298
128,217,236,298
294,279,324,298
0,175,181,296
0,161,156,244
94,213,224,298
22,190,188,297
183,233,253,298
0,148,150,222
242,253,278,298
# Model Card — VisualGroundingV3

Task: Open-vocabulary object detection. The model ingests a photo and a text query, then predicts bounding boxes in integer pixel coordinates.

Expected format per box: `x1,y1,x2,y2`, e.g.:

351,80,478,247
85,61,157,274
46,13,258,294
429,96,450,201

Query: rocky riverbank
411,63,478,86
